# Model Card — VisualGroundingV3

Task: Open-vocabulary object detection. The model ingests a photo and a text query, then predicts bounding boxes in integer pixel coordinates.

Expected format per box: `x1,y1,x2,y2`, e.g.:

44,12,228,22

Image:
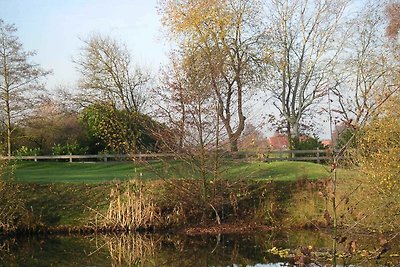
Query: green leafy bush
293,136,326,151
14,146,42,157
52,143,88,155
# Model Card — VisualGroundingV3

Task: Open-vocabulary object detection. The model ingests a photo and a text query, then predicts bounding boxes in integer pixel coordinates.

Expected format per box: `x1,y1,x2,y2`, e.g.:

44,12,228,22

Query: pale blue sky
0,0,169,89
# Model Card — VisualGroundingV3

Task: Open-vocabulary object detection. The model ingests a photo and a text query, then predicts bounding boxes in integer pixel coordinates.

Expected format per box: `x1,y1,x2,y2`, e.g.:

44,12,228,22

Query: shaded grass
17,183,112,226
8,160,349,184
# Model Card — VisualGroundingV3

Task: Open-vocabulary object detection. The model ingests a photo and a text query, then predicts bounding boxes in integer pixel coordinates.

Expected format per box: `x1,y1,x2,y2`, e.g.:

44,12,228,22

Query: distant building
267,132,328,149
321,139,333,147
266,132,289,150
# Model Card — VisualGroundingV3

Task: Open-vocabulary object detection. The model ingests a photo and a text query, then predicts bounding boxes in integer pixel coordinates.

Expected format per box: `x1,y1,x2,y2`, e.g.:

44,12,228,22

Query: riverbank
1,173,398,236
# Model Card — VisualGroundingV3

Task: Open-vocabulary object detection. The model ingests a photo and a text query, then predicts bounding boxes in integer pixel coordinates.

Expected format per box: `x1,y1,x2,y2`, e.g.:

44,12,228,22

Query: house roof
267,134,289,150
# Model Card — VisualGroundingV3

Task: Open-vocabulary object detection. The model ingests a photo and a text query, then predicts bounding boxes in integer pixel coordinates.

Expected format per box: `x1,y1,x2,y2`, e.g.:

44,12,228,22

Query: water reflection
0,230,398,266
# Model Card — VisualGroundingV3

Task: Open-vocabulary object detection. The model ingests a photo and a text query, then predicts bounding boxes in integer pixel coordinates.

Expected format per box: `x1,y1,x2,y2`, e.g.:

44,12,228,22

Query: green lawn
5,160,345,184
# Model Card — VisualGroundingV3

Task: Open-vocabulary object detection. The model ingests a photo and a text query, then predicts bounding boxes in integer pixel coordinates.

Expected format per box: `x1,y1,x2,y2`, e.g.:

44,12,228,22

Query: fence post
316,147,320,164
34,154,37,162
69,153,73,163
103,155,107,162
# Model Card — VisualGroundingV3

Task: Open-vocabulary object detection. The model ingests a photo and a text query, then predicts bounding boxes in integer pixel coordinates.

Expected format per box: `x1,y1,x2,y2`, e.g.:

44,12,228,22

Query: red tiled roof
321,139,332,147
267,134,289,149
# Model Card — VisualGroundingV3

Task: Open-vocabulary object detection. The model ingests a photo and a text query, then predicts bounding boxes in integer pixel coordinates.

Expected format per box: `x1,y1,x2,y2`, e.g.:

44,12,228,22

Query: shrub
14,146,42,157
293,136,326,151
52,143,88,155
0,181,28,232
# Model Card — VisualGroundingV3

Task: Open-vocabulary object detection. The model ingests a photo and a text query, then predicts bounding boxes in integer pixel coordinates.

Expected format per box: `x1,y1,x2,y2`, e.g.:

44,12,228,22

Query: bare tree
160,0,266,152
155,53,189,151
331,1,398,127
153,50,221,200
264,0,350,148
74,34,150,113
0,19,50,156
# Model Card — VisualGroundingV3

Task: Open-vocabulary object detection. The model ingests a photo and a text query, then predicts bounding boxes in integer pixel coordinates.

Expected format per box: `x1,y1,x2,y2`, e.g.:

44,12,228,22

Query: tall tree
74,34,151,113
160,0,265,152
0,19,50,156
331,2,398,128
264,0,350,148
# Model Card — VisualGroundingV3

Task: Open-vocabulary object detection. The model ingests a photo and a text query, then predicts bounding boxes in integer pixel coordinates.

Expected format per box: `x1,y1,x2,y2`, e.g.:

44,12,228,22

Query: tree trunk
229,137,239,152
6,121,11,156
4,72,11,157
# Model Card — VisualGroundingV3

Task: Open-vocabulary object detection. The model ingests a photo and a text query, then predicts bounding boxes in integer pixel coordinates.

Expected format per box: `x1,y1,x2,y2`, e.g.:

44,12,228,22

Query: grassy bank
9,160,334,183
0,160,396,235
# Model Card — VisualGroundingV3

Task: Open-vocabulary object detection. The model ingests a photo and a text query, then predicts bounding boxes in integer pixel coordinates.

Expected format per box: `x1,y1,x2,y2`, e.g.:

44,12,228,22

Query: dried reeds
104,180,161,231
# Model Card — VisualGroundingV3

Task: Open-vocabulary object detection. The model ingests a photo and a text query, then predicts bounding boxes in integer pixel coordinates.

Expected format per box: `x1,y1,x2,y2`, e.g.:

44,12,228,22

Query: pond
0,230,399,266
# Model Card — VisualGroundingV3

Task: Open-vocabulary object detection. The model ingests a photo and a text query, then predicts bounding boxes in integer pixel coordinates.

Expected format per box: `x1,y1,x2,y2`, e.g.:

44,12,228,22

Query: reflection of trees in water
1,231,398,266
100,234,160,267
100,233,274,267
0,239,13,263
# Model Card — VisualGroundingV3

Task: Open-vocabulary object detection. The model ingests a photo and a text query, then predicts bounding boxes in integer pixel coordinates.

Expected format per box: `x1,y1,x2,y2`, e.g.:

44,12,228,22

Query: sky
0,0,169,89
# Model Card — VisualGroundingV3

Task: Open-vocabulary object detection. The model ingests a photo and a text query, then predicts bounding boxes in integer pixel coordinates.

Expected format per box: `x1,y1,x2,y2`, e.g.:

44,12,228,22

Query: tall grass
103,180,161,231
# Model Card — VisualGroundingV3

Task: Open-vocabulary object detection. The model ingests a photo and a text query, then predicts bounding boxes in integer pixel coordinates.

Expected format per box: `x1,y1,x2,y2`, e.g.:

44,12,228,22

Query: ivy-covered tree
80,103,170,154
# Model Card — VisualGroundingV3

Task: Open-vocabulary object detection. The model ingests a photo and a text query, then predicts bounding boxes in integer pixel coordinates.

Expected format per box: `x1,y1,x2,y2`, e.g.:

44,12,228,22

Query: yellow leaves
162,0,235,39
356,112,400,195
268,247,290,258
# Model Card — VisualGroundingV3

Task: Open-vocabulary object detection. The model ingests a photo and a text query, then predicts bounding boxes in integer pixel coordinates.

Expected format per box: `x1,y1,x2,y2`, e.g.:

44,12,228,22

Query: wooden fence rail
0,153,176,163
0,149,335,163
245,148,333,163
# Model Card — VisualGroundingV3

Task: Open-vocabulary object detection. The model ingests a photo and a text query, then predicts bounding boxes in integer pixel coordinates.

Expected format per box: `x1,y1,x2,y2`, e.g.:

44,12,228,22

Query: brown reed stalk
104,180,161,230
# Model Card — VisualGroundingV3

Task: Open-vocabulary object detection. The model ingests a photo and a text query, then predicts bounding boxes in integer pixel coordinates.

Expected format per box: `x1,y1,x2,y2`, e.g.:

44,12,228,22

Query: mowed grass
10,161,159,183
224,161,332,181
6,160,351,184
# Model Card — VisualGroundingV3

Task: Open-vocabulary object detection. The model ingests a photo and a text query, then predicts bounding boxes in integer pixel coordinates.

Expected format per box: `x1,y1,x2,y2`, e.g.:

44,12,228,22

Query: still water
0,230,399,266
